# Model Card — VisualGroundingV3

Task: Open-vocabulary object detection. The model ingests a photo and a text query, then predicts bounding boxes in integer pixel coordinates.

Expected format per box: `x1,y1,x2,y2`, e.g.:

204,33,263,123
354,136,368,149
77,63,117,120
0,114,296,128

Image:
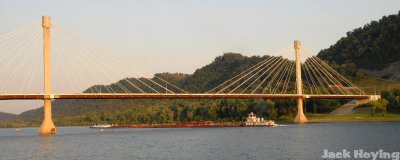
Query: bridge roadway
0,93,375,100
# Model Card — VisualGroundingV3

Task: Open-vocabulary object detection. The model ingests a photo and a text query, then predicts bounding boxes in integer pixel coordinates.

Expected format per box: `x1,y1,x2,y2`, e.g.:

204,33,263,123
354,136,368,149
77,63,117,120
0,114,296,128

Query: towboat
245,112,277,127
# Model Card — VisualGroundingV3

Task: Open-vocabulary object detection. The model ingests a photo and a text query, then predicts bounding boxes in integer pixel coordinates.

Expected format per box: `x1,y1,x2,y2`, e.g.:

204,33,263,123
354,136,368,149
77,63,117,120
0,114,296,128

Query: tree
208,103,218,120
236,100,247,120
381,99,389,117
265,100,278,120
371,98,389,116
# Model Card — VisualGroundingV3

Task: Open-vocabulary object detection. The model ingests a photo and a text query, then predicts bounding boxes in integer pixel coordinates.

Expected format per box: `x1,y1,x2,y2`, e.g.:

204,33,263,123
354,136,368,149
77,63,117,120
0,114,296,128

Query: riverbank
307,113,400,122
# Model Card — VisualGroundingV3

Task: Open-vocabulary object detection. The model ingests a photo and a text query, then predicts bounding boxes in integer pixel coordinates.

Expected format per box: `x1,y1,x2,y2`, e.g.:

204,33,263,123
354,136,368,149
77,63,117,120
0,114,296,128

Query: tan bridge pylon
38,16,56,134
293,40,308,123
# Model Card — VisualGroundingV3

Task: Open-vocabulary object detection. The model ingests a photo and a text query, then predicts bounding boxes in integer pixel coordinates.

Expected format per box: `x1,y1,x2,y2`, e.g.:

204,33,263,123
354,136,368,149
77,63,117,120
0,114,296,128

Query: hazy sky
0,0,399,114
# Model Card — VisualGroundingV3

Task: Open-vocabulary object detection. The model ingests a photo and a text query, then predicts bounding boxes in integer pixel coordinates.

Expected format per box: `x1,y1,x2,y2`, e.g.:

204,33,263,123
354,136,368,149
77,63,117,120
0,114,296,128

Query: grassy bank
307,113,400,122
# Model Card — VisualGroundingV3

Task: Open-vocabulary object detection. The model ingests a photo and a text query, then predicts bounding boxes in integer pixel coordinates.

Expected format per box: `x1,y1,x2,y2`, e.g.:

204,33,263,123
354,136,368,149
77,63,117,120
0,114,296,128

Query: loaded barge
91,121,240,129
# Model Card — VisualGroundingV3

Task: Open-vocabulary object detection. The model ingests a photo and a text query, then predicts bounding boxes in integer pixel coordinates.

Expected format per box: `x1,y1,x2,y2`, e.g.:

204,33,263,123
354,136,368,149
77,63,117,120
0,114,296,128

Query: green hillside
0,112,16,120
318,11,400,81
179,53,270,92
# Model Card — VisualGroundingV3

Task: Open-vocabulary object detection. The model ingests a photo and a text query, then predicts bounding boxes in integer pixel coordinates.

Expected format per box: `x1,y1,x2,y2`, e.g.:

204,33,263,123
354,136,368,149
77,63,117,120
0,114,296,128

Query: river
0,122,399,160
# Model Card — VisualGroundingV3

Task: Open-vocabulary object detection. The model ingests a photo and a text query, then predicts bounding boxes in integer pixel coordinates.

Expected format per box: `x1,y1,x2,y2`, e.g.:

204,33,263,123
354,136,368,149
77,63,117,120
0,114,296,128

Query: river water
0,122,399,160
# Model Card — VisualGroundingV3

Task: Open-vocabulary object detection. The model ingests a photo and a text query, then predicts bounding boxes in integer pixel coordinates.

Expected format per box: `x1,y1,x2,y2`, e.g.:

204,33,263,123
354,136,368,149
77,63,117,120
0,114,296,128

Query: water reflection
38,135,56,160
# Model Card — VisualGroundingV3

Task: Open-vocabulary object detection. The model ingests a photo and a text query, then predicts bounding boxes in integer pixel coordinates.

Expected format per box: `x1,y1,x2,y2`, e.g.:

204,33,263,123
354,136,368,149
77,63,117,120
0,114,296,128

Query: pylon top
42,16,51,28
294,40,301,49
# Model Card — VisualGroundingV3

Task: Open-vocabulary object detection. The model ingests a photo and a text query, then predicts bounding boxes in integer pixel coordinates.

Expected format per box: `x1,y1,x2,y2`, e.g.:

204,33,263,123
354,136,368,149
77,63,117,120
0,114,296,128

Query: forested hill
179,53,269,92
318,11,400,80
0,112,16,120
79,53,267,94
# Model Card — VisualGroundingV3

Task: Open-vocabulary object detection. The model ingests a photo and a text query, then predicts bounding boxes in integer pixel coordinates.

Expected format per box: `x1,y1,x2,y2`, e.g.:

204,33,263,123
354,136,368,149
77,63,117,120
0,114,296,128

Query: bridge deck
0,93,374,100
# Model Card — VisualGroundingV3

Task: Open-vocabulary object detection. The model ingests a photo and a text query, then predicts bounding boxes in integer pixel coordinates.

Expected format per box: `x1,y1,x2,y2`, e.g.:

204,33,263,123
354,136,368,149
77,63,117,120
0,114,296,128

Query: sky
0,0,399,114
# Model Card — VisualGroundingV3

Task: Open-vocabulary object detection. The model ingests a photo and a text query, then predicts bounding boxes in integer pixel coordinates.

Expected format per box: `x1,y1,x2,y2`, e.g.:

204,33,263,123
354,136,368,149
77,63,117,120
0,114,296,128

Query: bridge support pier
39,16,56,134
293,40,307,123
39,99,56,134
294,98,307,123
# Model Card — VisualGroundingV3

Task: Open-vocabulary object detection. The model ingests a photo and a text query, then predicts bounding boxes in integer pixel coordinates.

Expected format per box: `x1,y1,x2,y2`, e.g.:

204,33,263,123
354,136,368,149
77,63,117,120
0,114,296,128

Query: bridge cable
54,23,177,94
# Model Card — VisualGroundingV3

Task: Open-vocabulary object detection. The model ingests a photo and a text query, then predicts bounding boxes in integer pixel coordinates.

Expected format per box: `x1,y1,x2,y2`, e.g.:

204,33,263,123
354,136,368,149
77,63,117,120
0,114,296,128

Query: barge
90,112,277,129
108,121,240,128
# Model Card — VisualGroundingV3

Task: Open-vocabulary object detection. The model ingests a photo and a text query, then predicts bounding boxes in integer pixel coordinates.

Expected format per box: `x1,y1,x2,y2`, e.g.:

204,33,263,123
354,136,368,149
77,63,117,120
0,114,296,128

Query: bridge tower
294,40,308,123
39,16,56,134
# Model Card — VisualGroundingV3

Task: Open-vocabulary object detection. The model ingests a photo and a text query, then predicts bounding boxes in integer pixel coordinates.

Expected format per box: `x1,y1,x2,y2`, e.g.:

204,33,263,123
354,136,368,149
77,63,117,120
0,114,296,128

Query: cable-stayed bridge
0,16,379,134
